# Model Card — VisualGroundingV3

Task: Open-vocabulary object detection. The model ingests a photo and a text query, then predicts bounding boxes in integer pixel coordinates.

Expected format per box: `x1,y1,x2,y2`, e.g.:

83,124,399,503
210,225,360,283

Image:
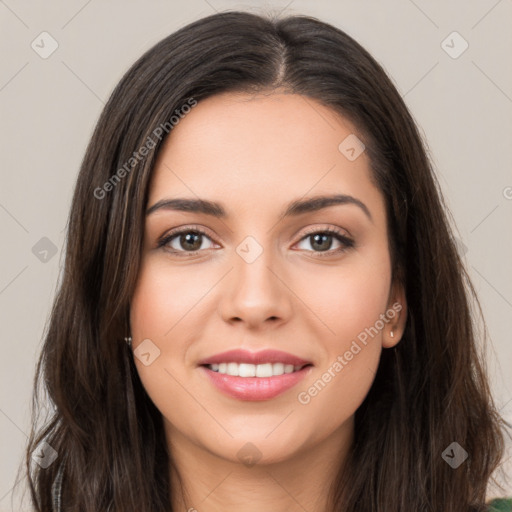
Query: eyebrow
146,194,373,222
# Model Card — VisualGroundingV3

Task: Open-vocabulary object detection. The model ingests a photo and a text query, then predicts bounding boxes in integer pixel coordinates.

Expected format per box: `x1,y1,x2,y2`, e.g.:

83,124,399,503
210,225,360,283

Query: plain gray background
1,0,511,509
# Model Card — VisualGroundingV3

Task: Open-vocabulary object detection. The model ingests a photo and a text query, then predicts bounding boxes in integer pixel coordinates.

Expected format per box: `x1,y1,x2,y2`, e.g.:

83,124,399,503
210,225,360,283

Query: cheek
299,250,392,344
130,258,206,339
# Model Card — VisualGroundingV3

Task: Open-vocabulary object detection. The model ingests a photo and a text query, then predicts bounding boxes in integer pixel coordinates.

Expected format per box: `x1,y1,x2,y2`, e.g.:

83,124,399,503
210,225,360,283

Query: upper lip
198,349,312,367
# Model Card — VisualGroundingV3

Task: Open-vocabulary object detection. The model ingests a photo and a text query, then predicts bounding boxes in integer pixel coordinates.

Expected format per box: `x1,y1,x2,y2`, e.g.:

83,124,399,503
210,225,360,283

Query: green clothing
488,498,512,511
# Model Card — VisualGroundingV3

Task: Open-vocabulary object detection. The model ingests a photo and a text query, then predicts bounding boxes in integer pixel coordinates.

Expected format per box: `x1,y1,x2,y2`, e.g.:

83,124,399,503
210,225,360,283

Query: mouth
199,362,313,401
197,348,314,400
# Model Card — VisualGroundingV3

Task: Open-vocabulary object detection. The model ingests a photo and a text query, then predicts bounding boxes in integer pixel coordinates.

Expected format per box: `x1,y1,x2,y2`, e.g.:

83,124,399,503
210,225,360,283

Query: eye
157,226,217,257
294,227,354,257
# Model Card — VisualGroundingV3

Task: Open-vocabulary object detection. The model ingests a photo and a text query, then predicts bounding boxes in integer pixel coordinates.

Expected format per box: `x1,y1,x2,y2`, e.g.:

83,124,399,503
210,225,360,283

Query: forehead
148,92,384,221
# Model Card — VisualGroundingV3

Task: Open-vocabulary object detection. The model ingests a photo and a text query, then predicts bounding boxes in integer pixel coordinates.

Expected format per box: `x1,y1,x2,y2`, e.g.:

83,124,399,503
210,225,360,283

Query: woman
21,10,510,511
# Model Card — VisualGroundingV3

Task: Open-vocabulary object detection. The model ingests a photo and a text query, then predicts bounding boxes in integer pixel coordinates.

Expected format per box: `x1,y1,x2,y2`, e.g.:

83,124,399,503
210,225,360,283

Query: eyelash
157,225,355,258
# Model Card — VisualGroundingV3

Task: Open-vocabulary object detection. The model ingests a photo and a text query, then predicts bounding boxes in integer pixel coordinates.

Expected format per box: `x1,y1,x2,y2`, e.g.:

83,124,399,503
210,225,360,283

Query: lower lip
199,365,313,401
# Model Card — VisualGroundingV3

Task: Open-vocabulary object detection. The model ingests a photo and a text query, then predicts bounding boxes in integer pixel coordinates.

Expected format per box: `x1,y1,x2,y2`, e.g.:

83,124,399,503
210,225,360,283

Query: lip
199,364,313,401
197,349,312,367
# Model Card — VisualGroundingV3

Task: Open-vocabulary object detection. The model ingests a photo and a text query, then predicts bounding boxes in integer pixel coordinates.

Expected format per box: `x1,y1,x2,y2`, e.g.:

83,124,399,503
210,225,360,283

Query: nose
217,244,293,330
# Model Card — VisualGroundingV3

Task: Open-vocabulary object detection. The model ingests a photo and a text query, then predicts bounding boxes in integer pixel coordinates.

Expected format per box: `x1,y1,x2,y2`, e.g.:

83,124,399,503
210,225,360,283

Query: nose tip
218,256,293,329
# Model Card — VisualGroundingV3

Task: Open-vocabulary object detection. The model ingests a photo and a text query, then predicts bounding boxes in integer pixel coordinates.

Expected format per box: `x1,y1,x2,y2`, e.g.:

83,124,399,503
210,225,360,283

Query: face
130,91,406,466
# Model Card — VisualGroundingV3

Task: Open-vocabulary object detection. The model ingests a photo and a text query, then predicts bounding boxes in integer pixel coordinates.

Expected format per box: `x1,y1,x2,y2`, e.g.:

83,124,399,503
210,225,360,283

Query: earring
124,336,132,347
390,330,394,338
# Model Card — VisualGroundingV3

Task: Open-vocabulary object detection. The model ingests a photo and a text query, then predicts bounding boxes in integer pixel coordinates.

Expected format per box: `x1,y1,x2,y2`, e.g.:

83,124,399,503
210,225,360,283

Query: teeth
208,362,303,377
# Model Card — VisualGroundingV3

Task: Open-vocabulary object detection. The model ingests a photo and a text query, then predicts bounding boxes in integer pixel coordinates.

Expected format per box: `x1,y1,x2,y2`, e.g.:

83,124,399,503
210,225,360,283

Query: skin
129,91,407,512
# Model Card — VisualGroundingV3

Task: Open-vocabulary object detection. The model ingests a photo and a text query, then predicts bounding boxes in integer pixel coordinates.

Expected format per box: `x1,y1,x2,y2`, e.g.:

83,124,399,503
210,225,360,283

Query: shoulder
487,498,512,511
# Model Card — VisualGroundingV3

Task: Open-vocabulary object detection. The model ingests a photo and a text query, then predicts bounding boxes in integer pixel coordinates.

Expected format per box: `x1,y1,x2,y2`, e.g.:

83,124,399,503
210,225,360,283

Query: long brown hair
19,10,508,511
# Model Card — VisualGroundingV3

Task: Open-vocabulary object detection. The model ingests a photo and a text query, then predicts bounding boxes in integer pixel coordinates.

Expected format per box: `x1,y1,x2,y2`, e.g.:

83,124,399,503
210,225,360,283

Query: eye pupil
310,233,332,252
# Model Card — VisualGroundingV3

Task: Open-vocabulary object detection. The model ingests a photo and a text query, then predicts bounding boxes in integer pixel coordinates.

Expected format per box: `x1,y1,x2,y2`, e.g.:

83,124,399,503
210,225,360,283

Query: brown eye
295,228,354,257
158,227,217,256
174,232,204,251
307,233,336,252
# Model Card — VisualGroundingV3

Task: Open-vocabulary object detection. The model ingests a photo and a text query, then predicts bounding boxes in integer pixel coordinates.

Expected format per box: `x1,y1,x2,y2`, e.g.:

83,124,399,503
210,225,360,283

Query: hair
18,9,509,512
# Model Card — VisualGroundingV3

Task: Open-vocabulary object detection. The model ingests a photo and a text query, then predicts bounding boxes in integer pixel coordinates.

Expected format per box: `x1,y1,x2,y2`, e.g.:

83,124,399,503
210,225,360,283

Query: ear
382,279,407,349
